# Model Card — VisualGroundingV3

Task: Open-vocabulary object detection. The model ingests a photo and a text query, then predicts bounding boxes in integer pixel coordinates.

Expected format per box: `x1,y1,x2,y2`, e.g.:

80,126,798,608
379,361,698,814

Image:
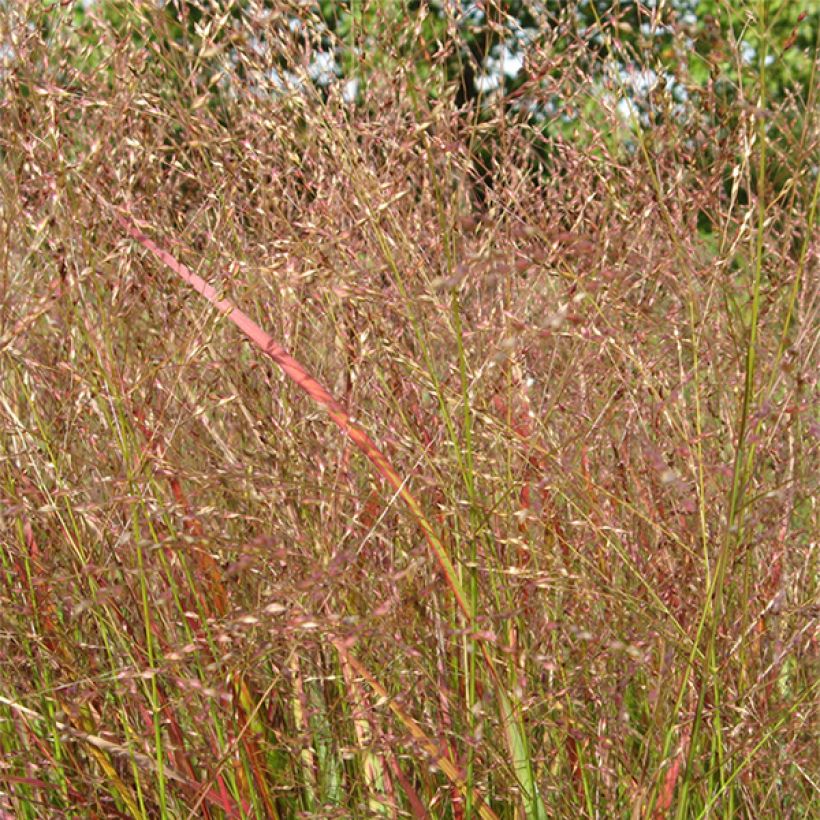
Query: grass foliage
0,1,817,817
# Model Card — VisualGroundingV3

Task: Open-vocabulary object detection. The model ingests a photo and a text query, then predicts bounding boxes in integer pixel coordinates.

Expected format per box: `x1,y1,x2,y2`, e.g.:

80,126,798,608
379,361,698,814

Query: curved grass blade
114,214,471,615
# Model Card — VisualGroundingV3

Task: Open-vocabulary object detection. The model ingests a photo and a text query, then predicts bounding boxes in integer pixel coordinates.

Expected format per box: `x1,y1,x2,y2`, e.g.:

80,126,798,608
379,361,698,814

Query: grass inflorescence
0,1,816,817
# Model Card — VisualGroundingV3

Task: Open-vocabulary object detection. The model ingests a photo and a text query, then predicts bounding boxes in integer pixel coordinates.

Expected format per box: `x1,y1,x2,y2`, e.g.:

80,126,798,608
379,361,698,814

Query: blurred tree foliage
48,0,817,109
14,0,815,202
149,1,817,200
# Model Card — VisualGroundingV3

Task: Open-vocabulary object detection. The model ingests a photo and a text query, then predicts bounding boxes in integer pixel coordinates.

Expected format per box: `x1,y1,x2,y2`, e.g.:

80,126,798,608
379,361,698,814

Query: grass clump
0,1,816,817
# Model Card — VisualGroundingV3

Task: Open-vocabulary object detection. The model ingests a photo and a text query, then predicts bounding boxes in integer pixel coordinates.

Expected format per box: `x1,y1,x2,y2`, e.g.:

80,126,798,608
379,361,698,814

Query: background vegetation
0,0,816,817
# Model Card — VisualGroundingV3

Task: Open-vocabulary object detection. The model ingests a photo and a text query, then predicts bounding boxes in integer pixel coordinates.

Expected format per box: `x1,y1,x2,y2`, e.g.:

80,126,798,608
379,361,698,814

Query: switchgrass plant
0,1,816,817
